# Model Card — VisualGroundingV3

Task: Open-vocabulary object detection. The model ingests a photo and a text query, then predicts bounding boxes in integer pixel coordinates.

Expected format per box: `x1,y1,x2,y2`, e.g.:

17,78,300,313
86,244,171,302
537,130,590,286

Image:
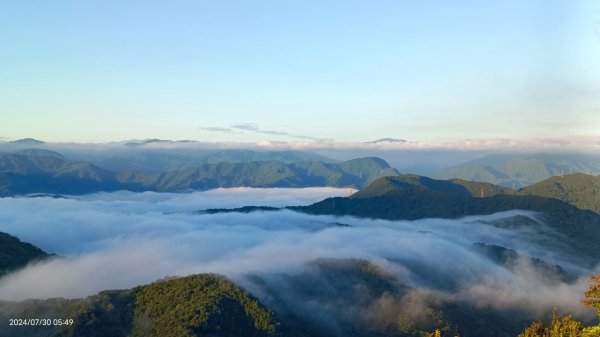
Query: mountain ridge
0,150,399,196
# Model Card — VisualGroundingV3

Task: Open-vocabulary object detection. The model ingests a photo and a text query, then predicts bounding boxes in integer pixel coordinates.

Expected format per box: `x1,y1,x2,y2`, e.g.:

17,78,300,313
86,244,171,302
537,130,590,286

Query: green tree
584,274,600,317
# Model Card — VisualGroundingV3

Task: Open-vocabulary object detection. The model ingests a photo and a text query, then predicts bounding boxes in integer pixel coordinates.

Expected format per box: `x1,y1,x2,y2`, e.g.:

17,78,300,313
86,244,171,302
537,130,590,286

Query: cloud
231,123,260,131
8,136,599,154
198,126,237,134
199,122,316,139
229,122,317,140
0,187,596,328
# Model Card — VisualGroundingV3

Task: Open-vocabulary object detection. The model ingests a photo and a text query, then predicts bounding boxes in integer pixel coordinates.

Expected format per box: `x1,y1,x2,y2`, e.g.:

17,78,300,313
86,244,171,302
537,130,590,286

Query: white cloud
0,189,596,321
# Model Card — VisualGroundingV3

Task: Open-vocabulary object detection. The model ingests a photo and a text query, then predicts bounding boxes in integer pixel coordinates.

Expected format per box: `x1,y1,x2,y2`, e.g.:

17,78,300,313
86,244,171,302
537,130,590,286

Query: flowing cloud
199,122,318,140
198,126,238,134
123,136,600,152
0,188,596,326
8,136,599,154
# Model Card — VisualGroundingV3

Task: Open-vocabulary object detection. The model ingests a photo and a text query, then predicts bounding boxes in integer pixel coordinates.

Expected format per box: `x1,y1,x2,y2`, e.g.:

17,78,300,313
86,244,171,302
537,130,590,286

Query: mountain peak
9,138,45,145
365,138,407,144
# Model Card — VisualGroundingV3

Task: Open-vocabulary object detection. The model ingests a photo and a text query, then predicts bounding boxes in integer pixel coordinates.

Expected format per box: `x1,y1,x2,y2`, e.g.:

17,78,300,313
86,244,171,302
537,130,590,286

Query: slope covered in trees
294,175,600,265
0,274,280,337
0,231,51,276
519,173,600,214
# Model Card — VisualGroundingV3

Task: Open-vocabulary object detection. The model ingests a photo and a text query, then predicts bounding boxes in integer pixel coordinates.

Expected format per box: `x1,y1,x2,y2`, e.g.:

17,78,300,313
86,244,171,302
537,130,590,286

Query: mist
0,188,596,324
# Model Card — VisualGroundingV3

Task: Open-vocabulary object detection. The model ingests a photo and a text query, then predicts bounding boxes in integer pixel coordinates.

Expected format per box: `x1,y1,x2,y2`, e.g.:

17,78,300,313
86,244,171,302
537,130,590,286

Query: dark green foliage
68,290,136,337
0,232,50,276
520,173,600,214
350,175,512,199
0,274,280,337
132,274,279,337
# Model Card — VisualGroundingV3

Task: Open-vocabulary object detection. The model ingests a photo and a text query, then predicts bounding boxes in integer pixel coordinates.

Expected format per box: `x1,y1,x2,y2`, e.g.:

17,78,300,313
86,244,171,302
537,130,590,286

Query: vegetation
295,175,600,264
0,231,51,276
520,173,600,214
132,274,279,337
516,274,600,337
0,274,280,337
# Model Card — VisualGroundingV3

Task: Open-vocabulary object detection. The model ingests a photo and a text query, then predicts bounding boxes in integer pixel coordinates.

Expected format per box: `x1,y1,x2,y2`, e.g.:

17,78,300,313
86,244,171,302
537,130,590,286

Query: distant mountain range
436,152,600,188
0,149,398,196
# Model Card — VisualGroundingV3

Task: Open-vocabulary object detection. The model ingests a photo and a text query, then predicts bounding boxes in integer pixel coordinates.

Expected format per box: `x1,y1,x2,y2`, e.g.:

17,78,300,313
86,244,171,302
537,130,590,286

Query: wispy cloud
198,126,238,134
227,123,317,140
231,123,260,132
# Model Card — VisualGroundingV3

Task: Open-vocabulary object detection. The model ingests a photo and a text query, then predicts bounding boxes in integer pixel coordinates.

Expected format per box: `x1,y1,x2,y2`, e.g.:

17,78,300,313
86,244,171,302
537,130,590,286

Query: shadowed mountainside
0,232,51,277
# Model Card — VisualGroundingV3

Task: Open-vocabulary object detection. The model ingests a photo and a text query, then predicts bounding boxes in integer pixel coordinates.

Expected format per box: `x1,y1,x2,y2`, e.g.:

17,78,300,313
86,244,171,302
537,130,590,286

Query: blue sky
1,1,598,143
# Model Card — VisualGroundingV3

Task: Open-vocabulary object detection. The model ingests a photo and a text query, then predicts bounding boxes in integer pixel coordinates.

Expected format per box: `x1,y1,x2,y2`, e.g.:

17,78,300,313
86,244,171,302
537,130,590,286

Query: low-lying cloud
0,188,596,323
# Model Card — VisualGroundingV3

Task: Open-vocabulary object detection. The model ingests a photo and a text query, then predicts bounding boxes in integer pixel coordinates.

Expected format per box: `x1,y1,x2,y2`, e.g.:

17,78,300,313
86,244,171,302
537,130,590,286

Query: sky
0,0,599,143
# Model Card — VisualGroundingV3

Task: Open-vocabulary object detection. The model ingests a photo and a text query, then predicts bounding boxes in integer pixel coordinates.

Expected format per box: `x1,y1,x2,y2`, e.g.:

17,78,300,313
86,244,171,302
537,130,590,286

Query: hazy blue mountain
123,138,175,146
0,150,398,196
0,232,51,276
64,148,337,173
436,152,600,188
0,151,126,196
365,138,407,144
8,138,45,145
123,157,398,192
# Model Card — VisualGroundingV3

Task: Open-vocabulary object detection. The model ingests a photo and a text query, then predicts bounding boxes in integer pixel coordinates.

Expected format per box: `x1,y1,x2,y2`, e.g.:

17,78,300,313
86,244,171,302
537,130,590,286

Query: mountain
247,258,531,337
519,173,600,214
0,232,51,276
0,274,280,337
64,148,337,173
365,138,407,144
124,138,174,146
350,174,512,199
0,257,553,337
0,150,398,196
295,175,600,265
8,138,45,145
123,157,397,192
436,153,600,188
473,243,570,283
0,151,126,196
